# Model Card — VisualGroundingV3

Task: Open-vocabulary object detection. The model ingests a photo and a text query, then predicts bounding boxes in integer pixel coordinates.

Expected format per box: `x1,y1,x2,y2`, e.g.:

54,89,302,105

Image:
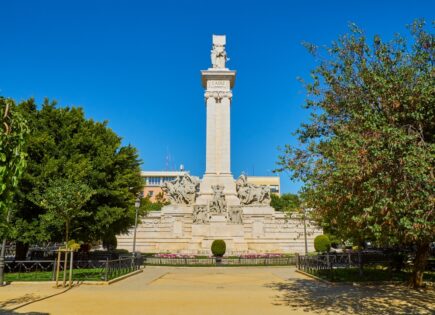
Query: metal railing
296,252,393,274
3,257,142,282
145,256,296,266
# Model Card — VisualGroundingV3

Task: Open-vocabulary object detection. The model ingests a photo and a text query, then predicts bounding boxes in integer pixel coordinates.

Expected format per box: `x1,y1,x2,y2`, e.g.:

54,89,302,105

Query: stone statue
228,206,243,224
236,174,271,205
193,205,209,224
161,174,200,205
209,185,227,214
211,35,228,69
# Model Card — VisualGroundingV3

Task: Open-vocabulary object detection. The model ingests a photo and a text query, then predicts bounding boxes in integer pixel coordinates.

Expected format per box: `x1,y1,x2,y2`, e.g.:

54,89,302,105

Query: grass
306,267,435,283
5,268,118,282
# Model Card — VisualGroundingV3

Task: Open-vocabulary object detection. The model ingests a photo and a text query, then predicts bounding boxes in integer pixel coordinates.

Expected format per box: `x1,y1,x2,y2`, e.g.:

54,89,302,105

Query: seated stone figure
162,174,200,205
236,174,271,205
209,185,227,214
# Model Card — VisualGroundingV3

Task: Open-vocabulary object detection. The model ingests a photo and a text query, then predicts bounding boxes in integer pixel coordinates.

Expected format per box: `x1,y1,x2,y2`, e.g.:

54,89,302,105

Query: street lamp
303,207,308,255
132,196,141,256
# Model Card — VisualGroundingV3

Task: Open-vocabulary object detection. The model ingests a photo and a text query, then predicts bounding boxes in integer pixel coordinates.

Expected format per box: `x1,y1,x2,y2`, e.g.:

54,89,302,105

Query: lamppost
132,196,140,257
303,207,308,255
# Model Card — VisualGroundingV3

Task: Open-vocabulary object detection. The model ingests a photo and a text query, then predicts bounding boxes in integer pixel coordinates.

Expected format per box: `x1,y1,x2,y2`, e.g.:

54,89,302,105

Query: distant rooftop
141,171,188,177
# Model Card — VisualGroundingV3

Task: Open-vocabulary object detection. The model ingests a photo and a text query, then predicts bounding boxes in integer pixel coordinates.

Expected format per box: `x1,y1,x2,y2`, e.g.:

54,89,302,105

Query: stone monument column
197,35,239,205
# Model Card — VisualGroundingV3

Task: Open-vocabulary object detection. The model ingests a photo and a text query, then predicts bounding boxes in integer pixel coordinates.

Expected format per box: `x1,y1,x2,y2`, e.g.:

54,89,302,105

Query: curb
295,269,335,285
4,269,144,311
107,269,143,284
8,285,74,311
7,269,144,286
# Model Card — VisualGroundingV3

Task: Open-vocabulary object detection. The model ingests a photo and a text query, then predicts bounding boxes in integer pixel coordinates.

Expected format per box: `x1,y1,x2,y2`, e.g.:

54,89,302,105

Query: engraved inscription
207,80,229,90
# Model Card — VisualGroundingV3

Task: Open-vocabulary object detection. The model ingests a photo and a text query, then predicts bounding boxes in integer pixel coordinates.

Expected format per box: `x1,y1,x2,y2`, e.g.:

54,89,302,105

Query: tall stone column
197,35,239,205
204,90,232,175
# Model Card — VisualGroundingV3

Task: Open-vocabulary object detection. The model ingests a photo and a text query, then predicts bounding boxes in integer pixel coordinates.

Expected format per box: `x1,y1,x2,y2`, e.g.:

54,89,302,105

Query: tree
11,98,143,250
32,178,94,244
0,98,29,285
277,20,434,288
141,195,169,213
270,193,301,212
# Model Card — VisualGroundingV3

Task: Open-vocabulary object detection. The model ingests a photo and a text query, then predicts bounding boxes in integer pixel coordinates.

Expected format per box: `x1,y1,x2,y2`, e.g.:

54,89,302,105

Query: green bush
211,240,226,257
314,235,331,252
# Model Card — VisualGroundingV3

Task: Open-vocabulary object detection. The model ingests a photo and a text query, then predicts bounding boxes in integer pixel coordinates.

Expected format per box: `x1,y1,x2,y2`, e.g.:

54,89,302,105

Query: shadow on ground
0,294,49,314
0,310,48,315
0,294,40,310
266,278,435,315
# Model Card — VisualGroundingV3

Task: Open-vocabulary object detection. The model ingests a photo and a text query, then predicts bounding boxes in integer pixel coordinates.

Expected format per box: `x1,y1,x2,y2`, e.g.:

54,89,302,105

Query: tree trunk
410,242,430,288
65,221,69,245
15,241,29,260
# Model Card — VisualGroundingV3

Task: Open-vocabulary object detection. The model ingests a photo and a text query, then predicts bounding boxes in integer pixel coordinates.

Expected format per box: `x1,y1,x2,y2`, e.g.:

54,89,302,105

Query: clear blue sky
1,0,433,193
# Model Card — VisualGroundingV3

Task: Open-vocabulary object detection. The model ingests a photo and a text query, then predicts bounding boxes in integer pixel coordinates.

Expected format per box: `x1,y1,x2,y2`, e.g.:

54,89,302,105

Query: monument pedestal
196,174,240,206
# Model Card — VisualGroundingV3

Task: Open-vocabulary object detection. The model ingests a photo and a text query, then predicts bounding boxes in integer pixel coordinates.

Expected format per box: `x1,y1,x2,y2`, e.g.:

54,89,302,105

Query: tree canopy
0,98,29,284
32,178,95,243
11,98,143,246
270,193,301,212
277,20,434,287
0,98,28,239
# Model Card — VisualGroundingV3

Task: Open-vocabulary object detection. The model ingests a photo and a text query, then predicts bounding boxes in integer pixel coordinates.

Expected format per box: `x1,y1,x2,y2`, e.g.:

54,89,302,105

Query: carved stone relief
193,205,209,224
236,174,271,205
228,206,243,224
204,91,232,103
161,174,200,205
208,185,227,214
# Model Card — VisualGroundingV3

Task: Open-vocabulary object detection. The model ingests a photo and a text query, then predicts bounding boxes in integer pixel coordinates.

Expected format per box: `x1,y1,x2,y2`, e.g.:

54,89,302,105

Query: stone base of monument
117,203,322,255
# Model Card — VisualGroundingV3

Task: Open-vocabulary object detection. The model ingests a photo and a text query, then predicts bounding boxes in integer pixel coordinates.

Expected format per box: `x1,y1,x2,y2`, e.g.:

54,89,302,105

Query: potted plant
211,240,226,264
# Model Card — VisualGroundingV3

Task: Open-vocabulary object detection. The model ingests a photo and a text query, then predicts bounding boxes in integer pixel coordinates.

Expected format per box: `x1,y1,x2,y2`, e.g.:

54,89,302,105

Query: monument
117,35,321,254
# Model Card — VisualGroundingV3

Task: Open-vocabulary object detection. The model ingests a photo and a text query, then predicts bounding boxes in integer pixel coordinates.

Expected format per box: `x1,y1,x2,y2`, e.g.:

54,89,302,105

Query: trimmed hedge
314,235,331,252
211,240,226,257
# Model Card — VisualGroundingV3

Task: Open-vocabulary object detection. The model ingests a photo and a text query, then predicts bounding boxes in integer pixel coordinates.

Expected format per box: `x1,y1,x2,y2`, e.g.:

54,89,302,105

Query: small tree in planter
211,240,226,264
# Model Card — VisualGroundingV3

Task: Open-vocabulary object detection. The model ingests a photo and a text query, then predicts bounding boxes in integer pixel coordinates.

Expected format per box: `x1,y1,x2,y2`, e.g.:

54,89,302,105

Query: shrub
211,240,226,257
314,235,331,253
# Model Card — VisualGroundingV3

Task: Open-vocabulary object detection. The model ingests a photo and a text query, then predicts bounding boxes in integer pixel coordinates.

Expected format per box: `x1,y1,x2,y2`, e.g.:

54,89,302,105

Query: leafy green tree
11,98,143,250
277,20,434,287
32,178,95,244
141,194,169,213
0,98,29,285
270,193,301,212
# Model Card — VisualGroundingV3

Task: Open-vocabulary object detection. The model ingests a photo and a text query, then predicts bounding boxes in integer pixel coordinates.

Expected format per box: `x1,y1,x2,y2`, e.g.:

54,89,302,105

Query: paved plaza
0,267,433,315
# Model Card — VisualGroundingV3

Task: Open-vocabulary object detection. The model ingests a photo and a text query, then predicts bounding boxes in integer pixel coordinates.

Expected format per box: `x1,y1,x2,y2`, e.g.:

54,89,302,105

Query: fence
145,256,297,266
4,257,142,282
296,252,394,275
0,244,17,260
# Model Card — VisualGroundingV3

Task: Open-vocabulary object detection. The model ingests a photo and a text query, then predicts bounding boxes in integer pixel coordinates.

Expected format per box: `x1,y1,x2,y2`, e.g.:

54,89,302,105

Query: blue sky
1,0,433,193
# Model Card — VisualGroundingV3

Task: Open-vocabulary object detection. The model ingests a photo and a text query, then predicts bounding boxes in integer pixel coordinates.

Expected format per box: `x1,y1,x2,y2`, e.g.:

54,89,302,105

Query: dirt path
1,267,433,315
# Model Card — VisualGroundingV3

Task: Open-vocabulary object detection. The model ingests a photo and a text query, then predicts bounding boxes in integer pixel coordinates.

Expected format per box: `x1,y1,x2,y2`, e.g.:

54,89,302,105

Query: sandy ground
1,266,434,315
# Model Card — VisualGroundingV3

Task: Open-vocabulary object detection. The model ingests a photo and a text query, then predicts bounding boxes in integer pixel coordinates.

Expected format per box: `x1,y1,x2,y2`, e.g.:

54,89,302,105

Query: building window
148,191,154,197
162,177,175,183
270,186,279,193
147,177,161,186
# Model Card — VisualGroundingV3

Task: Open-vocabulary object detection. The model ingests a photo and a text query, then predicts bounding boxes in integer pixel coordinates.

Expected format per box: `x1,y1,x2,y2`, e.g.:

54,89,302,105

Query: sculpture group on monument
117,35,321,254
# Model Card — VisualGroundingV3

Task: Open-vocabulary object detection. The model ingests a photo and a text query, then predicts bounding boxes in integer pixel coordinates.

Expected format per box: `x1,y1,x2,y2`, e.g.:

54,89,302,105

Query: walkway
1,266,434,314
